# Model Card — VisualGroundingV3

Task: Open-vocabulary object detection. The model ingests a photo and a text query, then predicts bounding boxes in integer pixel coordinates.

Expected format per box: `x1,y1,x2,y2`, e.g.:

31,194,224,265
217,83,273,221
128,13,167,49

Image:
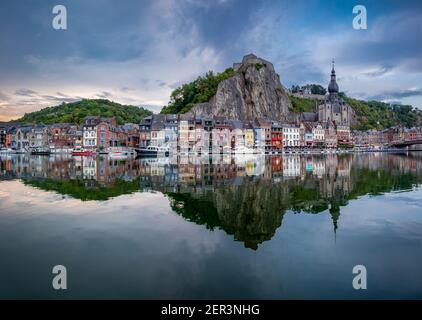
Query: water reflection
1,153,421,250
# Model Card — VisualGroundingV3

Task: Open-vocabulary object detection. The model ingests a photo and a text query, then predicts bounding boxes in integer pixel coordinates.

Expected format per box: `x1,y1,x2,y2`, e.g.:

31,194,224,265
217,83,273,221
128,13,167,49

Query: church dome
328,66,339,93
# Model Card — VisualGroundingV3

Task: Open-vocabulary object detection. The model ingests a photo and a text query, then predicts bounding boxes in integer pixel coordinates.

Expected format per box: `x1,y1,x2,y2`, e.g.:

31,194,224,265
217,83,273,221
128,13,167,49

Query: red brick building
271,122,283,150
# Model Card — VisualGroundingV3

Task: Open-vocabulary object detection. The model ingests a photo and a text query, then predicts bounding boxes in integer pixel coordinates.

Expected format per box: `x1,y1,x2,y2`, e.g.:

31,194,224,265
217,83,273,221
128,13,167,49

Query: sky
0,0,421,121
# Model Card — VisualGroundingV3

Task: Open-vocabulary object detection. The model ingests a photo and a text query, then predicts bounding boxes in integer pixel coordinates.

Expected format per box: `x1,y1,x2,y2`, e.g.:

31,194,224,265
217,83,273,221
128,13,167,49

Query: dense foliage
17,99,152,125
160,68,235,114
342,95,422,130
288,96,320,113
291,84,326,95
289,90,422,130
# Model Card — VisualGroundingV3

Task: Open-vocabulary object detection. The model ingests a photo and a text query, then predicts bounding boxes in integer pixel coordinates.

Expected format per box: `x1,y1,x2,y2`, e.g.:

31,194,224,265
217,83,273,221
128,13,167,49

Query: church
317,62,353,126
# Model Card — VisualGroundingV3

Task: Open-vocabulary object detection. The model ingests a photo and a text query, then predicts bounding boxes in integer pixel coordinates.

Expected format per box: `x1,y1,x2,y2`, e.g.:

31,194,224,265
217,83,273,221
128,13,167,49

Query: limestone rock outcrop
187,54,292,121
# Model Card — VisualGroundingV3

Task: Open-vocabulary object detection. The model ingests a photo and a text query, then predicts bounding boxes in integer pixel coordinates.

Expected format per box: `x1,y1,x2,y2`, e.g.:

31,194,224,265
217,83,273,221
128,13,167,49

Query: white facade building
282,124,300,148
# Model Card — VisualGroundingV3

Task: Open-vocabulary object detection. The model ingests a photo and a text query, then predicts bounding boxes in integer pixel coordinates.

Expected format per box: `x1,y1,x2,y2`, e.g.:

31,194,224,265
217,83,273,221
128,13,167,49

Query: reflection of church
317,62,353,126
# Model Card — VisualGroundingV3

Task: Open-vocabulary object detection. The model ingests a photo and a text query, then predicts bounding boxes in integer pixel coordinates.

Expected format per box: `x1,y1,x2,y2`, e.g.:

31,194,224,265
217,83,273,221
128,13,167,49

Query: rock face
187,54,292,121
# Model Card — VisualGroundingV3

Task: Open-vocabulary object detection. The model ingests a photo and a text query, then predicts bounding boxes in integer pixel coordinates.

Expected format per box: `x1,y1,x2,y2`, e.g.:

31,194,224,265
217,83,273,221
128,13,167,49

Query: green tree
160,68,235,114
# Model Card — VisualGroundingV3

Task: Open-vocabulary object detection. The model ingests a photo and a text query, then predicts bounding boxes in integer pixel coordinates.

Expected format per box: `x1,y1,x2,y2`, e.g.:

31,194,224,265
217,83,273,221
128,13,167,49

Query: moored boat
234,146,255,154
136,146,170,157
108,147,136,159
30,147,51,155
0,148,16,154
72,147,94,156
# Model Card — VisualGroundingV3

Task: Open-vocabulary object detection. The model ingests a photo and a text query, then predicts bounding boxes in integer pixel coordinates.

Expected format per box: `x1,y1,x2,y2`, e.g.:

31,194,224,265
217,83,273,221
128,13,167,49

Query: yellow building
244,122,255,148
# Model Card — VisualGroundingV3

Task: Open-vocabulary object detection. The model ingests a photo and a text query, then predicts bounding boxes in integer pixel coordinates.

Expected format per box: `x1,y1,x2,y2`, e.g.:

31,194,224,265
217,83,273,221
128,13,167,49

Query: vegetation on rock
160,68,235,114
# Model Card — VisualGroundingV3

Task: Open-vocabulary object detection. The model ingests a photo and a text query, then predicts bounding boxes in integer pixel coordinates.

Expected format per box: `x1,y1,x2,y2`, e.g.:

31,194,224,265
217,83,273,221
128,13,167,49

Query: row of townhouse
352,126,422,147
137,115,353,153
4,125,50,152
0,117,140,152
82,116,141,150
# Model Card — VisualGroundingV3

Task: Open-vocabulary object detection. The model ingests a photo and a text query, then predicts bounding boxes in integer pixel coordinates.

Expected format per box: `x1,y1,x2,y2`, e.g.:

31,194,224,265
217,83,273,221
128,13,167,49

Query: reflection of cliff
162,153,422,250
213,177,288,250
166,177,287,250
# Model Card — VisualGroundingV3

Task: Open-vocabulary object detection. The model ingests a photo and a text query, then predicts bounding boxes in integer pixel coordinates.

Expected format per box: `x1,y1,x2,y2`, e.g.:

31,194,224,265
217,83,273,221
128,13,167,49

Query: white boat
108,147,136,159
0,148,15,154
136,146,170,157
222,146,233,154
50,146,73,154
234,146,255,154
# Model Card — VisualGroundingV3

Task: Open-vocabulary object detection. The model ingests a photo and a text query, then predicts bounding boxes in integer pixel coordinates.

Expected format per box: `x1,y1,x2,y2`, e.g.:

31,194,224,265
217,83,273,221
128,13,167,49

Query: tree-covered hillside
160,68,235,114
17,99,152,125
342,95,422,130
289,93,422,130
288,96,320,113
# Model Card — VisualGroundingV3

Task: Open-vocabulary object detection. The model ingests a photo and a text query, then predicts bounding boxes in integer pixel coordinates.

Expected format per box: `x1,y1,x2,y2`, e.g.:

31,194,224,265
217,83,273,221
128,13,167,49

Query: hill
17,99,152,125
288,94,422,130
159,54,422,130
342,95,422,130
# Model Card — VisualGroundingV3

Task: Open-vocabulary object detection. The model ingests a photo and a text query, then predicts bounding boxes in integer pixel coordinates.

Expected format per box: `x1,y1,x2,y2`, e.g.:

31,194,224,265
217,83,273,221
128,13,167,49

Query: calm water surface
1,153,422,299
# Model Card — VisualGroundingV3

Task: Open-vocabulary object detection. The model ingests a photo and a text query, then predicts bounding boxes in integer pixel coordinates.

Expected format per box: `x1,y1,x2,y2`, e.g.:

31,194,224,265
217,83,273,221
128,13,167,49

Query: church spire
328,59,339,94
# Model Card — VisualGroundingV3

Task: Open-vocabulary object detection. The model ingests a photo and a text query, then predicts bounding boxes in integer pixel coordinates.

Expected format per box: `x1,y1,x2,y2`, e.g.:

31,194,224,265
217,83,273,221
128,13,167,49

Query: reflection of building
283,156,301,177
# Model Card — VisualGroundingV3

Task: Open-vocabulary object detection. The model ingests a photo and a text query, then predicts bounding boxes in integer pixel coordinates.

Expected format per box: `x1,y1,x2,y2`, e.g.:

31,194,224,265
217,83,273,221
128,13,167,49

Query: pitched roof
301,112,318,122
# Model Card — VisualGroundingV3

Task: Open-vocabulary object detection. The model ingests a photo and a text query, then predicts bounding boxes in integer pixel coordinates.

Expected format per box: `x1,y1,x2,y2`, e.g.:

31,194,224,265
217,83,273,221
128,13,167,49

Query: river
1,152,422,299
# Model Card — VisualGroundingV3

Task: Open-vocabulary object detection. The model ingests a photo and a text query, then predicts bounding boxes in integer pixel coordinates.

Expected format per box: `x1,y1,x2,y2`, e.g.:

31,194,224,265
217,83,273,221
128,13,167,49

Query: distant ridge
16,99,153,125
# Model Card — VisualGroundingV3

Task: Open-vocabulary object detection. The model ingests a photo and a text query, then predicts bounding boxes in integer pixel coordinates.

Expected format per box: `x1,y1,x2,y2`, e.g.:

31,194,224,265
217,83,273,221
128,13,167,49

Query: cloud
1,0,422,120
369,89,422,101
362,66,393,78
15,88,38,97
0,91,10,102
96,91,113,99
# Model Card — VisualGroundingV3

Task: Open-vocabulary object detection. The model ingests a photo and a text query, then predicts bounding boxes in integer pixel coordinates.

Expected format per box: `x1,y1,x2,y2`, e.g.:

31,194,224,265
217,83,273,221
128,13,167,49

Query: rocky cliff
187,54,292,121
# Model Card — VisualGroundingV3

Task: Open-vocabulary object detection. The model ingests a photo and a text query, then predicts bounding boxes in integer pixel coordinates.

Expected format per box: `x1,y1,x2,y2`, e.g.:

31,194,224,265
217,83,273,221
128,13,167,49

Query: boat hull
136,150,158,157
72,152,93,156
